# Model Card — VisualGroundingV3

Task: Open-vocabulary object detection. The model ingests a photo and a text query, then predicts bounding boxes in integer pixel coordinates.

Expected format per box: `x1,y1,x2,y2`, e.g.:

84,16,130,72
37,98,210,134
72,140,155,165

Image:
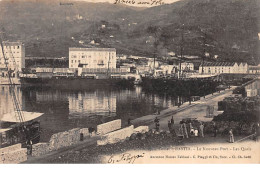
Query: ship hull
20,77,134,90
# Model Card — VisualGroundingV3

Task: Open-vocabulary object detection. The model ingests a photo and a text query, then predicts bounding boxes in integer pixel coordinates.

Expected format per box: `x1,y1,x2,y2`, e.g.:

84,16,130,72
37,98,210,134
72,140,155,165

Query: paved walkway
132,87,236,131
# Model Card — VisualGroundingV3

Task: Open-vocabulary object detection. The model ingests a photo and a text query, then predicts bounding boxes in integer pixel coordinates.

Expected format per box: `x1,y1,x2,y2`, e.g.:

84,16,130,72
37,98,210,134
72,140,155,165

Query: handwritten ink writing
108,153,145,164
114,0,165,6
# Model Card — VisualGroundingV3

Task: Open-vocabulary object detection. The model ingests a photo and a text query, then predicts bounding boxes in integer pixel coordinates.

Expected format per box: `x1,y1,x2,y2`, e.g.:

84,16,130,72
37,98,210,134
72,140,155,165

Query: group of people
154,116,205,138
179,121,205,138
153,117,260,143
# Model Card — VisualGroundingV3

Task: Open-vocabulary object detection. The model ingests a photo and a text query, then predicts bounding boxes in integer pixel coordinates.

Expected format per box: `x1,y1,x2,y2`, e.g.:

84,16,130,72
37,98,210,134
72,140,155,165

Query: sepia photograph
0,0,259,164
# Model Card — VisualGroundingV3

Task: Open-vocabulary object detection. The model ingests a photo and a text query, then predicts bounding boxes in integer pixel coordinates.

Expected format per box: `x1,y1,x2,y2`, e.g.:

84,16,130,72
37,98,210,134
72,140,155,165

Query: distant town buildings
248,64,260,74
199,62,248,74
0,41,25,72
69,48,116,69
179,62,194,71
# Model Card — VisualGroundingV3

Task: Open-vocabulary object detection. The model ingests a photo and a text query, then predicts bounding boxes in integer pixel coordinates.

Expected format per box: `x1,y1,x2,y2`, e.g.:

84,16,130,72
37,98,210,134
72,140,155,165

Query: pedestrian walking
229,129,234,143
157,109,160,115
199,123,204,137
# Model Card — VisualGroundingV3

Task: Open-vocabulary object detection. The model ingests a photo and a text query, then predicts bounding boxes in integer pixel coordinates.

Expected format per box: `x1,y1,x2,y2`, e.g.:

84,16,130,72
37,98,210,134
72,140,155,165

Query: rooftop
69,48,116,52
200,62,236,67
2,41,23,46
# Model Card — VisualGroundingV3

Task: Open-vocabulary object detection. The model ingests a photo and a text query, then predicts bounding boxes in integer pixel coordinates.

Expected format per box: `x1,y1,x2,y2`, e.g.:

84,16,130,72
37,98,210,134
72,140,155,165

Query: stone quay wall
97,125,134,146
134,126,149,134
0,144,27,164
97,119,121,135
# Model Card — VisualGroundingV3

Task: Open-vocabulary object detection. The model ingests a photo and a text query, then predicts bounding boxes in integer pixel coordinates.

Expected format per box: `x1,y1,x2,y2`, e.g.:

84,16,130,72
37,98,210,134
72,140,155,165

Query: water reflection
1,85,186,141
68,91,117,118
0,86,24,118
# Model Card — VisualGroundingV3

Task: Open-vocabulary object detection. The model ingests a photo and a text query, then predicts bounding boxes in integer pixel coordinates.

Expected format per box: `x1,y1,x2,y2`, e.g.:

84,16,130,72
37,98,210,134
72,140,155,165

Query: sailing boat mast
0,32,24,123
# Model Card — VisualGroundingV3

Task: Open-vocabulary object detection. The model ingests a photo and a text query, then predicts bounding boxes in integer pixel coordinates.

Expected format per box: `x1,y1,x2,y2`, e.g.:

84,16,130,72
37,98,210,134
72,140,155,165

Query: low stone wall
97,125,134,146
49,128,80,151
0,148,27,164
31,143,50,157
0,144,21,153
97,119,121,135
134,126,149,134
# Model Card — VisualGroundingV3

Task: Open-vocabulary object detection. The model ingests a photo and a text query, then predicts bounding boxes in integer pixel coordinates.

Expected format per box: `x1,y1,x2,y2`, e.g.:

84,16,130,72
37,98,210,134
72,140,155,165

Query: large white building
69,48,116,69
0,41,25,71
199,62,248,74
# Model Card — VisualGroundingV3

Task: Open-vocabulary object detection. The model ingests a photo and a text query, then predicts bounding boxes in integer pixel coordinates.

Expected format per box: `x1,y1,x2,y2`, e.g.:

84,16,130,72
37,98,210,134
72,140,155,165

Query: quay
23,85,243,164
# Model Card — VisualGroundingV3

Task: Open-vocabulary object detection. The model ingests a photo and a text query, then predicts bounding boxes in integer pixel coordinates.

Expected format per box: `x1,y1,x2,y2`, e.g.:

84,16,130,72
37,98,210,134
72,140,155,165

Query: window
71,60,73,63
17,46,20,49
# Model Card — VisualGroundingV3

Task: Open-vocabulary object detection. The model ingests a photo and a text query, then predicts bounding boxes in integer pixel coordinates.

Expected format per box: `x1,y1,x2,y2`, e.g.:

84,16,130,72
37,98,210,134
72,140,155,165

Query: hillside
0,0,259,64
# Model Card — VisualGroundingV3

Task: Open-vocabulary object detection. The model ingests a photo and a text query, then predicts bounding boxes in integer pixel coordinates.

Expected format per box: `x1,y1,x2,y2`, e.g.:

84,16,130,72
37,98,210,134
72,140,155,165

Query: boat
19,70,137,90
0,37,44,148
0,111,44,148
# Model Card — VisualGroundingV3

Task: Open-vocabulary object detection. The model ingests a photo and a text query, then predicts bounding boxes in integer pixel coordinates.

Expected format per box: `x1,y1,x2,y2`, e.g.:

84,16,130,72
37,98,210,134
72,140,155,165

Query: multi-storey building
248,64,260,74
69,48,116,69
199,62,248,74
0,41,25,71
178,62,194,71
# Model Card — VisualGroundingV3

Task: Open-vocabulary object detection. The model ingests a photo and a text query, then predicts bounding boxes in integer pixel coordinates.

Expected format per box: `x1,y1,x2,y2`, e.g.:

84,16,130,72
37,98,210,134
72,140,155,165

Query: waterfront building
178,62,194,71
147,59,159,69
248,64,260,74
199,62,248,74
0,41,25,72
69,48,116,69
136,65,151,74
159,64,174,75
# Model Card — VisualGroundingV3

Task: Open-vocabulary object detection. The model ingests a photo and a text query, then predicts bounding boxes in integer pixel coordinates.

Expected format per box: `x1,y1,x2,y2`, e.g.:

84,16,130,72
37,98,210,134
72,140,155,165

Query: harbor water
0,85,187,142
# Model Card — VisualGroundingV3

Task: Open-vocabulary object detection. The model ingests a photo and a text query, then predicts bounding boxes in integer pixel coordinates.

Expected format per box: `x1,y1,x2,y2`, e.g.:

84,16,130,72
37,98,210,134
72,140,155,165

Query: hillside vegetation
0,0,259,64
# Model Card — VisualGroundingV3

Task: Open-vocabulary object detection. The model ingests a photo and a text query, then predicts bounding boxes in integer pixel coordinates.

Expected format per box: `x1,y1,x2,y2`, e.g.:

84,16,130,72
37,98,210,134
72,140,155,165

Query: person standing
213,123,218,137
229,129,234,143
199,123,204,137
183,123,189,138
128,118,131,125
171,116,174,124
194,128,199,137
154,117,160,131
168,121,172,132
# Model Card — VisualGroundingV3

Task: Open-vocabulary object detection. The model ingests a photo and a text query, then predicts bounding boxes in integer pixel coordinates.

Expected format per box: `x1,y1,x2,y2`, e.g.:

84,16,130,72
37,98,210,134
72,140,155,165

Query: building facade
0,41,25,71
69,48,116,69
199,62,248,74
178,62,194,71
248,65,260,74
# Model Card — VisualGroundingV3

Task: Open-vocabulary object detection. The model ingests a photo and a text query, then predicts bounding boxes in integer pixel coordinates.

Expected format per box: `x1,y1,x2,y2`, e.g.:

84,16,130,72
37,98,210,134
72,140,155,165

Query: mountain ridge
0,0,259,64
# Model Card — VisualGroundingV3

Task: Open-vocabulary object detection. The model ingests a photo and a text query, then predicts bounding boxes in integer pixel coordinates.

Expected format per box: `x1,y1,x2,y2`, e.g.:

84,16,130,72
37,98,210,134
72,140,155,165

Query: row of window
4,45,20,49
70,54,115,59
